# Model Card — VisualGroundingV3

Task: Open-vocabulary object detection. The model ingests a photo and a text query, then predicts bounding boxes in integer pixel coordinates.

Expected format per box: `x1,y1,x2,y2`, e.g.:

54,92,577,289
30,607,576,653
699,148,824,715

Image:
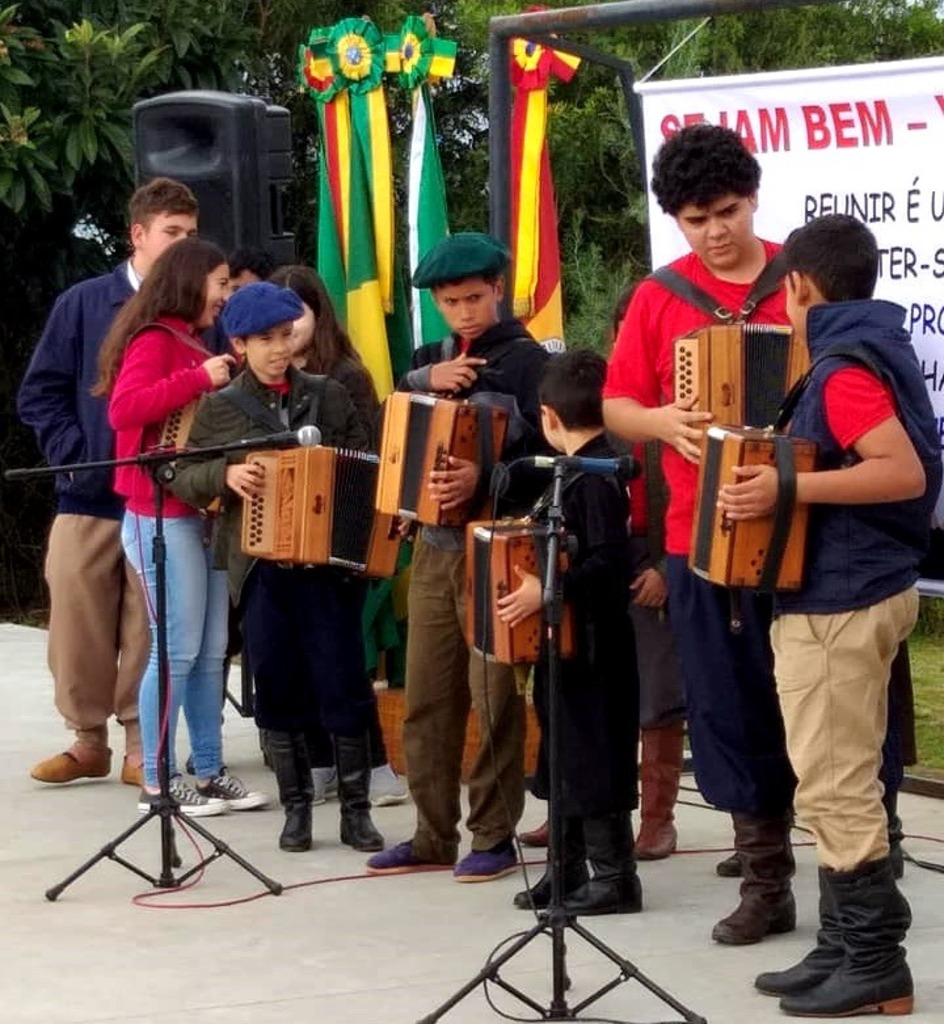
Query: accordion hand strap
759,435,797,592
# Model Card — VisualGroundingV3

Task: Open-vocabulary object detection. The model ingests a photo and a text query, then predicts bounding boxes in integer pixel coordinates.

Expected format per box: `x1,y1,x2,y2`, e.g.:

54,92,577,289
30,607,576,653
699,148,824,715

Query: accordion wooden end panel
376,392,508,527
674,324,810,429
465,521,574,664
158,400,200,448
690,427,817,591
240,447,400,577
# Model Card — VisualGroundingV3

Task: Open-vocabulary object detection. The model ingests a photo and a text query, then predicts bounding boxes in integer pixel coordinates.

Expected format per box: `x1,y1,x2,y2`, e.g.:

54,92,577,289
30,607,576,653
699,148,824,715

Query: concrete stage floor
2,622,942,1024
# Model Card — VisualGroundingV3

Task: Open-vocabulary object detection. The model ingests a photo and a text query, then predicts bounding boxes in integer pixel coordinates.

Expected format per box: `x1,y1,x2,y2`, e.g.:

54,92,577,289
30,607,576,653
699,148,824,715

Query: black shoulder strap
774,342,886,432
650,267,732,322
300,372,329,428
217,385,284,433
137,321,211,357
441,335,457,362
649,253,786,325
219,374,332,434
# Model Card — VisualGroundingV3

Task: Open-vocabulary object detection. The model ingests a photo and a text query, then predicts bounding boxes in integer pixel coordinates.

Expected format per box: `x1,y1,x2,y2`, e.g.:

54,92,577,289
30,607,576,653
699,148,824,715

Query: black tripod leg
172,812,282,894
45,807,167,901
416,921,554,1023
567,919,707,1023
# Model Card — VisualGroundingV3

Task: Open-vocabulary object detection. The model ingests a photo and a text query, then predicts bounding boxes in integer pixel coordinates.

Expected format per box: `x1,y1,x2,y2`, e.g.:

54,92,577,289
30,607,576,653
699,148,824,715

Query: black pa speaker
132,91,295,264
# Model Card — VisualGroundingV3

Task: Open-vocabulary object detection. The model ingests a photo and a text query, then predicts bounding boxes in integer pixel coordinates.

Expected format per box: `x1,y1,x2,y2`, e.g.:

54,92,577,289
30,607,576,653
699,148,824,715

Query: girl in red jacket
96,237,267,816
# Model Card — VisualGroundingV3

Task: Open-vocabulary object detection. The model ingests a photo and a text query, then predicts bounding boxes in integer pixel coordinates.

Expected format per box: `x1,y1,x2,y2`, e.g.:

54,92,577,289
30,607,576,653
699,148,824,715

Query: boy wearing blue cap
171,281,384,855
367,233,551,881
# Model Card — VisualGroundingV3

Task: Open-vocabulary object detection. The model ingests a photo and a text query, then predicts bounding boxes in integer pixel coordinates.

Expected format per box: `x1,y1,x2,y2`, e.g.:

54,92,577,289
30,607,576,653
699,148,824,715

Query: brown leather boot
519,820,549,848
635,721,684,860
711,811,796,945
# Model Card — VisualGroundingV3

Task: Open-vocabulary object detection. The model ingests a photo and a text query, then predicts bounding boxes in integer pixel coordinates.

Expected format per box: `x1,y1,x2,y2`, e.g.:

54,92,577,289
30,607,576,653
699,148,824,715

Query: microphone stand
418,459,703,1023
7,447,282,900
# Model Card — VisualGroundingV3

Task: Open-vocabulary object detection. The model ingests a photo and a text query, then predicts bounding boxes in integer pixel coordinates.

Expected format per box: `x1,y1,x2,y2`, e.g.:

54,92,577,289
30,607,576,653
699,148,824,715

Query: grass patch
906,626,944,774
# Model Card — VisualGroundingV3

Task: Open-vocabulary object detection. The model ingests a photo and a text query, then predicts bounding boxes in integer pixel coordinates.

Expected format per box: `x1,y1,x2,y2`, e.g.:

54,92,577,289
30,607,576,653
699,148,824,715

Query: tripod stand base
45,796,282,901
417,908,706,1024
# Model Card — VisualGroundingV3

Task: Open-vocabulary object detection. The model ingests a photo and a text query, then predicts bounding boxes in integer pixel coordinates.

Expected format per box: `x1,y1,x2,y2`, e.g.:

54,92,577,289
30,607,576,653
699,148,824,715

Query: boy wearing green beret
367,232,551,881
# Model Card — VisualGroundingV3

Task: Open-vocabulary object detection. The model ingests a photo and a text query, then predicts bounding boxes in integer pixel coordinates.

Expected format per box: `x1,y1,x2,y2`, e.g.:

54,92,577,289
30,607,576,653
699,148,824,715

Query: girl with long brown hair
100,236,268,817
268,265,380,441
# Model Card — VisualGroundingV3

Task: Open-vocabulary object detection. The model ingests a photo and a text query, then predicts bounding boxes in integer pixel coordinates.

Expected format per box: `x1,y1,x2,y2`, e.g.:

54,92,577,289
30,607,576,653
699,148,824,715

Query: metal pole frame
488,0,847,245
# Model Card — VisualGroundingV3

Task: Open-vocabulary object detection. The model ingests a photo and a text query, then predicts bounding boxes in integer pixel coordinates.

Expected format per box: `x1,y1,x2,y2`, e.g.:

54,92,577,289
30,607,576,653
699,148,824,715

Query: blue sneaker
453,839,518,883
365,841,449,876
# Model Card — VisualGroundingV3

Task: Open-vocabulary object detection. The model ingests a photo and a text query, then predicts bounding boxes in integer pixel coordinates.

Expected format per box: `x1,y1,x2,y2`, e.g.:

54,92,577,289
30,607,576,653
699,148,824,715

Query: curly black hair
651,124,761,215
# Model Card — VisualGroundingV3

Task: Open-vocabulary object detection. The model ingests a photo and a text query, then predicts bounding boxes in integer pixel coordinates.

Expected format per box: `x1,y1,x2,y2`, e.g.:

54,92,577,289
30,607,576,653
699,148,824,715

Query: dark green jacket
170,365,369,602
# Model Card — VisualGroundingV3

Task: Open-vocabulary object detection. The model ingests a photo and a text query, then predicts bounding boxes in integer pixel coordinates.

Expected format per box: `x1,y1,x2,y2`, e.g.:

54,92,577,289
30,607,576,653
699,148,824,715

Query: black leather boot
712,811,796,945
266,730,313,852
716,852,742,877
561,813,642,916
883,786,905,880
780,857,913,1017
334,733,384,853
755,866,843,996
513,817,588,910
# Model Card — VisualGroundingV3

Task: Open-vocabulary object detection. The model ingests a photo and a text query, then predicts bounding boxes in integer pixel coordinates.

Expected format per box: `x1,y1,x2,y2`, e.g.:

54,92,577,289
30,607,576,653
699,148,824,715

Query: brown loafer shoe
31,748,112,784
120,758,144,787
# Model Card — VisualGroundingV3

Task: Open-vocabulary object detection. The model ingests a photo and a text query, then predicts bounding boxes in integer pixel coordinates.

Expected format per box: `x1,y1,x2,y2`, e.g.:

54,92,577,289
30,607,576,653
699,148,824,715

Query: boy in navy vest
719,214,941,1018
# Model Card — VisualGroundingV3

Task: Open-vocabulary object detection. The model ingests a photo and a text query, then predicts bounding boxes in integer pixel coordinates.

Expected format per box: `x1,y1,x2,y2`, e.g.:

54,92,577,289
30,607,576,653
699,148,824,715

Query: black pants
530,633,640,820
242,562,374,736
666,556,795,816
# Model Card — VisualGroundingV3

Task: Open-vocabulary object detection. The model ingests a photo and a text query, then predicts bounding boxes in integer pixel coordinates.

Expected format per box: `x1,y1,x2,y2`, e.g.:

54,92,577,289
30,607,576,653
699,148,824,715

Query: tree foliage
2,0,944,614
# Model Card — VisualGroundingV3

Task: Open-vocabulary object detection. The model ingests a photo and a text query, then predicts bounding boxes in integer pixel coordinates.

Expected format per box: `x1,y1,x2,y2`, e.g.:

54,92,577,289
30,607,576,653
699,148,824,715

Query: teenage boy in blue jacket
18,178,200,788
719,214,941,1018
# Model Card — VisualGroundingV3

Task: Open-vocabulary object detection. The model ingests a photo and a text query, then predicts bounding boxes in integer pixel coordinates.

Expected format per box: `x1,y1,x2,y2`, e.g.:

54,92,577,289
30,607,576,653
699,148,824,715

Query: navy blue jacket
18,264,231,519
778,300,942,615
17,265,134,518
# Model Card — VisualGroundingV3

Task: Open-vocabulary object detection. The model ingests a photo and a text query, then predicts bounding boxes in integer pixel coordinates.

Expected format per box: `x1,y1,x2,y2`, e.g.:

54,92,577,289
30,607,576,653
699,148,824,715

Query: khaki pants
44,514,150,754
772,587,918,871
403,538,526,863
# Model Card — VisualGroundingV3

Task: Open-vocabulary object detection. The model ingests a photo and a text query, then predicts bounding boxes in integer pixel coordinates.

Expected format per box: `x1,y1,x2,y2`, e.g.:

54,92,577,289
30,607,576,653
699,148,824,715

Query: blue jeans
121,513,229,787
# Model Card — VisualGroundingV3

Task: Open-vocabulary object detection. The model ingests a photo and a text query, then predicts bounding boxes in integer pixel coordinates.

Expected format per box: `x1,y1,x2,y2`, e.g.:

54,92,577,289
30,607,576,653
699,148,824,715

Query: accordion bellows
240,446,400,577
674,323,809,429
376,392,508,527
690,426,817,591
465,520,574,663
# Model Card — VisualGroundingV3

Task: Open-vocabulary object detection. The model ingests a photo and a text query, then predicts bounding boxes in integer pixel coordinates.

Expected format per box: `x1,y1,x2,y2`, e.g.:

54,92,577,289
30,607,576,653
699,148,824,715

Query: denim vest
777,300,942,615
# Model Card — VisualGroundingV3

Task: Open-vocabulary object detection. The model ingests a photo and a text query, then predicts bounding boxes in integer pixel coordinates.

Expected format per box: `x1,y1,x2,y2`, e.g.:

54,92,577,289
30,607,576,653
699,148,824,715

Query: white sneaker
138,776,228,818
311,767,338,806
197,772,270,811
370,763,408,807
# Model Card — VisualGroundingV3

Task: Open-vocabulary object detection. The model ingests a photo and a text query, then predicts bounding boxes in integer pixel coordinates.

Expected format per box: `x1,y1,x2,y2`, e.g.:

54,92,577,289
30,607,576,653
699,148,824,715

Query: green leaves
0,2,257,218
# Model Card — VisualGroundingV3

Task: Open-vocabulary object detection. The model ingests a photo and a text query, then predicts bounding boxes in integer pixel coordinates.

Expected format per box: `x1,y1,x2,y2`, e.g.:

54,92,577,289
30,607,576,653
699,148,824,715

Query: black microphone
4,426,324,484
516,454,639,480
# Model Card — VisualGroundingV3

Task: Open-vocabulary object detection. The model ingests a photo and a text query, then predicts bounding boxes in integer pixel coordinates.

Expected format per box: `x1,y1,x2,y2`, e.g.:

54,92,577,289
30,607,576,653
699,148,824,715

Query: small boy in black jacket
498,349,642,916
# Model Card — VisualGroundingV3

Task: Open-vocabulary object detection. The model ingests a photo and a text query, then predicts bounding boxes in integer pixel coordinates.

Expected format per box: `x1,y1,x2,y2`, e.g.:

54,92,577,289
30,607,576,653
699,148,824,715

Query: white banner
637,56,944,523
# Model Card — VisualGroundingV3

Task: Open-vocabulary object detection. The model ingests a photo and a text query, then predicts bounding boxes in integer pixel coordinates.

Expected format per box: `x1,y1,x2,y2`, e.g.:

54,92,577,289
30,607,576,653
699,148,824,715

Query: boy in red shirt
603,124,796,945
